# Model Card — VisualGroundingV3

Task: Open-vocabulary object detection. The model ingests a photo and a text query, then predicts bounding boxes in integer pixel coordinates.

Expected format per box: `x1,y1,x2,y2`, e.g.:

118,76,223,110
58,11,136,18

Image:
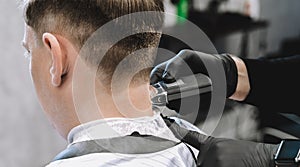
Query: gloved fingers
163,117,209,139
163,117,213,149
150,62,177,84
162,117,189,139
198,140,278,167
162,55,202,82
197,140,242,167
264,144,279,157
161,70,177,83
258,143,279,167
176,49,197,58
179,50,210,76
165,98,181,112
182,130,213,147
151,49,210,85
150,63,167,85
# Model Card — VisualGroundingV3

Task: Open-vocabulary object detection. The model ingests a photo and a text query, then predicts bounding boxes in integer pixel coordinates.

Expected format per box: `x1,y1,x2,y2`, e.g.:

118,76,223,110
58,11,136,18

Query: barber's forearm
229,55,300,114
229,56,250,101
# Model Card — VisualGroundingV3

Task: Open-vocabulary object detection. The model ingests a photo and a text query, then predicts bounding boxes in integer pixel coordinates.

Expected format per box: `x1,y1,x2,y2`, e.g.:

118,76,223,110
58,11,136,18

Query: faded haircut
24,0,164,87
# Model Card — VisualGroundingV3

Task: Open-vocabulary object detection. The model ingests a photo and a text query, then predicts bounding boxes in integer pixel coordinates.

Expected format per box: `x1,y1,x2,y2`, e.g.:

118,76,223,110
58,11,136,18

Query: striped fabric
47,143,196,167
46,112,200,167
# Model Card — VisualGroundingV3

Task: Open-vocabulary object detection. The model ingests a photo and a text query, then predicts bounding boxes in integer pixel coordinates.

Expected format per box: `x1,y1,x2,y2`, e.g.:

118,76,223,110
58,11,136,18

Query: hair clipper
151,73,212,107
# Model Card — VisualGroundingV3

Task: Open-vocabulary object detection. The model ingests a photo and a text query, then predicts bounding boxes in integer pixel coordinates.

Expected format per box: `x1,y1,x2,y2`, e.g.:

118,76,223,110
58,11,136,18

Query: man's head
22,0,164,138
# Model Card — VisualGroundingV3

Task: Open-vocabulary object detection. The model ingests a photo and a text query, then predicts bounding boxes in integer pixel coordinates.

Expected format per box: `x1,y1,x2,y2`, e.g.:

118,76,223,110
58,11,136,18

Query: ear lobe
42,33,63,87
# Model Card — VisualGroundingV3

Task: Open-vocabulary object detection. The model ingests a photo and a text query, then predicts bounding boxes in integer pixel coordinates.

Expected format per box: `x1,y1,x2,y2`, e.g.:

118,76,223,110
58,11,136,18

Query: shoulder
46,149,196,167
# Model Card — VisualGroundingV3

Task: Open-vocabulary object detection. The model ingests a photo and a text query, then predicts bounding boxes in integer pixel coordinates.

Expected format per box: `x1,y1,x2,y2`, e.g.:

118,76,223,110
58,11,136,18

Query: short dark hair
24,0,164,86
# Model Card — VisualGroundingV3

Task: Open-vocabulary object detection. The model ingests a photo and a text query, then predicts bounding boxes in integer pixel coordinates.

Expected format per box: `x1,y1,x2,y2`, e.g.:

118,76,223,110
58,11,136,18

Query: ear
42,33,64,87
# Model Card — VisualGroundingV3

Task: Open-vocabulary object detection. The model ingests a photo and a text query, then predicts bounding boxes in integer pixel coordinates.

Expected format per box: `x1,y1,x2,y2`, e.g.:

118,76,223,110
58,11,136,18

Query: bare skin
229,56,251,101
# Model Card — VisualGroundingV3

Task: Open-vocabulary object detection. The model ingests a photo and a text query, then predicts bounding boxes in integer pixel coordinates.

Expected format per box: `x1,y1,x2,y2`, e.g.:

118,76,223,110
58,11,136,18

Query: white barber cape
46,112,202,167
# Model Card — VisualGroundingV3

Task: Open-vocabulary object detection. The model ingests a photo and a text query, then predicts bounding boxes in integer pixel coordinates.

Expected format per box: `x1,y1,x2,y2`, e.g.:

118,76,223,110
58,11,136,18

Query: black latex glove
151,49,238,98
163,117,279,167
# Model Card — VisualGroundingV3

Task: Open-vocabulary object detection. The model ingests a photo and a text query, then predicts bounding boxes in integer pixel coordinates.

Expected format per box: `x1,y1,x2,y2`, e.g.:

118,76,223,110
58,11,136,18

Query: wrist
229,56,250,101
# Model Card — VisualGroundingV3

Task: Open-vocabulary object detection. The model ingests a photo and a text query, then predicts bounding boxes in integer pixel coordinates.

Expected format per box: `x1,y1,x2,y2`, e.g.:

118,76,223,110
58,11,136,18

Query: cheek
30,56,43,86
30,52,51,98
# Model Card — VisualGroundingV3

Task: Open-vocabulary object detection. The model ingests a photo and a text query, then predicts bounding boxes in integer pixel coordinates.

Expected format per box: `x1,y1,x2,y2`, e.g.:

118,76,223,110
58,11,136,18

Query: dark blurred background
158,0,300,145
0,0,299,166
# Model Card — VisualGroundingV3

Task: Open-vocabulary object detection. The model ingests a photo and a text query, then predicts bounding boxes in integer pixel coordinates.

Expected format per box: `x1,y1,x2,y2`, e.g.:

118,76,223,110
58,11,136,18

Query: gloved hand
150,49,238,98
163,117,279,167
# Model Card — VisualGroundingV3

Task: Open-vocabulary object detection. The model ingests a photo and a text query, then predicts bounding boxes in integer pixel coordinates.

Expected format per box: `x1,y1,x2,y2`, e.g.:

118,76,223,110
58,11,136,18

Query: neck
96,83,154,119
